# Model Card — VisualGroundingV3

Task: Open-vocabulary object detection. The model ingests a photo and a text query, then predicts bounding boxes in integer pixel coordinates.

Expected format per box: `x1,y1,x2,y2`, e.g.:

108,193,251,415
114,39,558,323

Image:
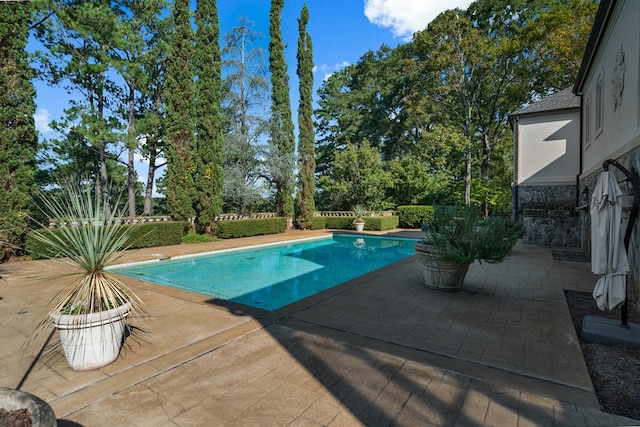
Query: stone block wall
522,216,580,246
514,184,578,247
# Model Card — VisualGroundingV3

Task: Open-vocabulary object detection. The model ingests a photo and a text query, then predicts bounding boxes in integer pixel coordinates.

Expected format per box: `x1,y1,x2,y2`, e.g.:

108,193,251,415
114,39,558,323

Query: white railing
214,212,278,221
314,211,396,217
48,216,171,228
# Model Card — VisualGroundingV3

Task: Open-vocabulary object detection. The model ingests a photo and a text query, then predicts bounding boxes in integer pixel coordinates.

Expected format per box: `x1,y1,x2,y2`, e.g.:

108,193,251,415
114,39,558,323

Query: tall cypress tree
269,0,295,219
194,0,224,234
0,2,37,260
164,0,196,229
295,4,316,229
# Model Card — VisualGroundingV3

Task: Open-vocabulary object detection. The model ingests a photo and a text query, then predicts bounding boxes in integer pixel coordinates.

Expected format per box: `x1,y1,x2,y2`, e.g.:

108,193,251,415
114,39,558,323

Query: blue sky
31,0,472,187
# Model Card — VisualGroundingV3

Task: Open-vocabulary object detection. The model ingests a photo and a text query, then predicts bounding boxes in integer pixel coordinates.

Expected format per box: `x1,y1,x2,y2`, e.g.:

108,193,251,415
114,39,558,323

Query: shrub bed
397,205,435,228
26,221,184,259
216,217,287,238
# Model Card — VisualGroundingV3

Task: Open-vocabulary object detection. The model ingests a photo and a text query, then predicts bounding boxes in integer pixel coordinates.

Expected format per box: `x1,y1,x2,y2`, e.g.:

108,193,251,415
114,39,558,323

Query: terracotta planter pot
51,301,131,371
414,242,470,292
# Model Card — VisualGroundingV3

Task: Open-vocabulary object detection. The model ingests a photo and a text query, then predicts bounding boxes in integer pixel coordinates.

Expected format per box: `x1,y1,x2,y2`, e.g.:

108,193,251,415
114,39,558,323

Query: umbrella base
581,315,640,349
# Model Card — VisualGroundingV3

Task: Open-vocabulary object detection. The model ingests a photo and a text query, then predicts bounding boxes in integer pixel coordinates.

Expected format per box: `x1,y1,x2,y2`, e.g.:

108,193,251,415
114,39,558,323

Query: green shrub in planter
397,205,435,228
216,217,287,238
424,206,523,265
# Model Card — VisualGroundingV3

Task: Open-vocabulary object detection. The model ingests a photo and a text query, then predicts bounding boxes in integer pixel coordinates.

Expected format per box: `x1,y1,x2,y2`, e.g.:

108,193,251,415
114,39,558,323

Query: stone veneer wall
521,216,580,246
515,184,578,247
580,149,640,306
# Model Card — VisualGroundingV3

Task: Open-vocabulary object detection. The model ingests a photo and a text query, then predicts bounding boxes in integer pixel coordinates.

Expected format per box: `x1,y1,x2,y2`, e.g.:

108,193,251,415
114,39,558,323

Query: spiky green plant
29,180,144,323
351,204,367,224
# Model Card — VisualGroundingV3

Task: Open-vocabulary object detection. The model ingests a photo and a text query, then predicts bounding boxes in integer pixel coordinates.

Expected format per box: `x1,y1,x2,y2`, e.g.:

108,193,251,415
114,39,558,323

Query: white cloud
364,0,474,40
34,108,52,134
134,151,147,164
314,61,351,81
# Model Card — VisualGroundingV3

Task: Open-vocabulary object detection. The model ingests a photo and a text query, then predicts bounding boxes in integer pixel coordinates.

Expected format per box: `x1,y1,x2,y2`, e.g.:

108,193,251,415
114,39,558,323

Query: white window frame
595,72,604,136
585,96,591,148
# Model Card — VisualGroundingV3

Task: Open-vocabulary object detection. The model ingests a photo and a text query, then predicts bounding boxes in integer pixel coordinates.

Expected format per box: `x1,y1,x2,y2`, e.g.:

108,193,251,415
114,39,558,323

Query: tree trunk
127,85,137,218
143,149,156,216
464,146,472,206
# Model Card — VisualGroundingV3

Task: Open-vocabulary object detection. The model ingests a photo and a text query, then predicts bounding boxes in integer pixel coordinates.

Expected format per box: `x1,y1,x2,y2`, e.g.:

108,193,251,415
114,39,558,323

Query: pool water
111,234,419,310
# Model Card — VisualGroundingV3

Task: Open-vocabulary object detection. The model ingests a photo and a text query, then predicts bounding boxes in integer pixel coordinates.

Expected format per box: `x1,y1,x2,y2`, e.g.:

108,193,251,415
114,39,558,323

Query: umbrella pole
602,159,640,327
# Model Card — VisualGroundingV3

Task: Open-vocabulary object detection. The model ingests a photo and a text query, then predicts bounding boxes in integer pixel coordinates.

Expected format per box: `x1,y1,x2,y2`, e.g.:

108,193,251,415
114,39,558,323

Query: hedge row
216,217,288,238
312,215,399,231
396,206,435,228
26,221,184,260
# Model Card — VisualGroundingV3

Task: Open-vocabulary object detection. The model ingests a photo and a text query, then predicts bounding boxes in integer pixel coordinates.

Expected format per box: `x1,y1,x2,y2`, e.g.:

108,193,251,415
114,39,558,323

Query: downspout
512,115,520,221
577,94,584,208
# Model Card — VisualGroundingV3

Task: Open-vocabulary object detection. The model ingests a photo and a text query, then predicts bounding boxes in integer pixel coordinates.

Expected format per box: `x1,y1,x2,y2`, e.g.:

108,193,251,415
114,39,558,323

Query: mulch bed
565,290,640,421
0,408,31,427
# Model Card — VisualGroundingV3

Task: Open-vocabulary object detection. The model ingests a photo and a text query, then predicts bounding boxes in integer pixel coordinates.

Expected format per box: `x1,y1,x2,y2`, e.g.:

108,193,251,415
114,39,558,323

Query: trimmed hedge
397,205,435,228
308,216,327,230
367,215,399,231
127,221,184,248
325,216,354,230
216,217,287,238
26,221,184,259
322,215,399,231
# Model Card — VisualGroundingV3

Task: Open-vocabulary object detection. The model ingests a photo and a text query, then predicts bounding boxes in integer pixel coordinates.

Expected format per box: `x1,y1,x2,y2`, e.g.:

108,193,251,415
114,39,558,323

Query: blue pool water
111,234,418,310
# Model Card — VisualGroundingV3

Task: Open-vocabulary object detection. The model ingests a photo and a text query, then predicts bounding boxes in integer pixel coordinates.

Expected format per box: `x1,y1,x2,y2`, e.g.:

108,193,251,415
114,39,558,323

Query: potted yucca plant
29,180,145,371
351,204,367,232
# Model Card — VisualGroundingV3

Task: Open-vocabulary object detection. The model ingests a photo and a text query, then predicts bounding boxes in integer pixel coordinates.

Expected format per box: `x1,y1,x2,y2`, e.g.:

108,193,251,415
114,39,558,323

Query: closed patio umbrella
590,170,629,311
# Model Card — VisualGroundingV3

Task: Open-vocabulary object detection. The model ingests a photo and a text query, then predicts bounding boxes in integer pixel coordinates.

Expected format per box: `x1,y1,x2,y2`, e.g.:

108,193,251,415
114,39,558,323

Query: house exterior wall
581,1,640,175
579,0,640,303
512,109,580,246
516,110,581,184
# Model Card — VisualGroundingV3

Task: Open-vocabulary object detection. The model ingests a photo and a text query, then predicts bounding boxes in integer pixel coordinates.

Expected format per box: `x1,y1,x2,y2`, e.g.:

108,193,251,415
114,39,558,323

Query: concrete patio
0,229,637,426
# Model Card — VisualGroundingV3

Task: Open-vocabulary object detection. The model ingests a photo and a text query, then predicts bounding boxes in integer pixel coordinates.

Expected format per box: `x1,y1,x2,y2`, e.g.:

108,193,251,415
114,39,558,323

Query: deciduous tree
221,17,268,214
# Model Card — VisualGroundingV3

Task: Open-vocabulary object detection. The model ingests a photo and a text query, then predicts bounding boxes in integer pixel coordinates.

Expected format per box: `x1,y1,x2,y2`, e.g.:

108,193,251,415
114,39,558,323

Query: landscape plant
295,4,316,230
425,206,523,265
0,1,38,261
28,180,145,369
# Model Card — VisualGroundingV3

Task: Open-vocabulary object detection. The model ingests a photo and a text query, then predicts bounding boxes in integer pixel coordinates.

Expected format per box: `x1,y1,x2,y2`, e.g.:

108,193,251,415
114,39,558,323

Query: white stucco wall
581,0,640,176
516,110,581,185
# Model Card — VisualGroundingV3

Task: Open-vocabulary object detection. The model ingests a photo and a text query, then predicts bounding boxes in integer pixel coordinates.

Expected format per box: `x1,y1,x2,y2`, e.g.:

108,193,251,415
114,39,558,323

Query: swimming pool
111,234,419,310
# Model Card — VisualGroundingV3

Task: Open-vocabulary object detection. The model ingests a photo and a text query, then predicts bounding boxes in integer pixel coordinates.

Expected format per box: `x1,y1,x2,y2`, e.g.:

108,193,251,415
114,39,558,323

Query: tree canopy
0,0,601,255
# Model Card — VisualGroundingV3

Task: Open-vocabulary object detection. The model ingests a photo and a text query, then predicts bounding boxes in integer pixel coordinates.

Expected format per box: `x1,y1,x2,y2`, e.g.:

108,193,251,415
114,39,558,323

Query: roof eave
573,0,616,95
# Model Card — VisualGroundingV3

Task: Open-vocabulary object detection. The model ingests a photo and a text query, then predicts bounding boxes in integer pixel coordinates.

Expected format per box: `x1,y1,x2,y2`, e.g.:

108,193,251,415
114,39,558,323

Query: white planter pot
354,222,365,232
51,302,131,371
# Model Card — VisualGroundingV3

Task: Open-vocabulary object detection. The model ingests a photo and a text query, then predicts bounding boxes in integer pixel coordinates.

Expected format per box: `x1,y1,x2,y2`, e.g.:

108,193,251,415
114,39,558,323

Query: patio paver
0,230,637,426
